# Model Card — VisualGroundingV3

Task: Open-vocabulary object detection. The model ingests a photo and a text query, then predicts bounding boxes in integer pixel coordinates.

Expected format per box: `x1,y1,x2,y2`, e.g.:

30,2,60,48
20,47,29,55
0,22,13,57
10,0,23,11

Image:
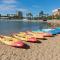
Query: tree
56,15,60,19
47,15,52,20
39,11,44,19
26,12,33,20
0,14,1,17
0,14,1,19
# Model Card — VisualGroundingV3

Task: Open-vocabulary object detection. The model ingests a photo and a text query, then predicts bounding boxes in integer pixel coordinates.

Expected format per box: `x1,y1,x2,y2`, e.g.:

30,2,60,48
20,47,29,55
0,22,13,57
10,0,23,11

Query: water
0,20,49,35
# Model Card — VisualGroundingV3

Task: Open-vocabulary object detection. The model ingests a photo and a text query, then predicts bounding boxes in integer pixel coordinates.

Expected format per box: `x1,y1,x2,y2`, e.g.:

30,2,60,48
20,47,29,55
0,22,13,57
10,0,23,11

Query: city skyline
0,0,60,16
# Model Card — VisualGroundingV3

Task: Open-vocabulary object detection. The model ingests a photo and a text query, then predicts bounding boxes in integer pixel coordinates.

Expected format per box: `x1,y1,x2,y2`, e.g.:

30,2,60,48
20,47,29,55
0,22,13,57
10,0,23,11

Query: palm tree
26,12,33,20
0,14,1,19
39,11,44,19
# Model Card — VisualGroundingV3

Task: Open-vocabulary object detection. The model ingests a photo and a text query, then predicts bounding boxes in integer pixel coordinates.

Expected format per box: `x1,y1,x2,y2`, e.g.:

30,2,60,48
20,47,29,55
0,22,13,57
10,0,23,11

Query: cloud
2,0,16,3
0,4,17,15
0,0,29,15
0,4,28,12
0,5,16,11
0,4,29,15
17,8,29,12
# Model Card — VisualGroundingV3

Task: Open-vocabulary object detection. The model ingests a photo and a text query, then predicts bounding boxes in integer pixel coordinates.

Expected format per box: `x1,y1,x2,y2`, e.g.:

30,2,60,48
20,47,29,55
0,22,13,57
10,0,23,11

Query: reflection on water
0,20,49,35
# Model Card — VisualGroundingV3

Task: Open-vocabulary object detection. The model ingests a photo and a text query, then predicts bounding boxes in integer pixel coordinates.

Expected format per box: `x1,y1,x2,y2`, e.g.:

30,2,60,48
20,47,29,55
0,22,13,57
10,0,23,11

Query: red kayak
0,35,25,48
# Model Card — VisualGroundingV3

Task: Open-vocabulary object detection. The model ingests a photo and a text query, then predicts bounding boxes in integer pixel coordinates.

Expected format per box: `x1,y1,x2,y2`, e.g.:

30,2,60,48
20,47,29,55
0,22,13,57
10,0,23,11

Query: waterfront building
16,11,23,19
0,11,23,19
52,8,60,19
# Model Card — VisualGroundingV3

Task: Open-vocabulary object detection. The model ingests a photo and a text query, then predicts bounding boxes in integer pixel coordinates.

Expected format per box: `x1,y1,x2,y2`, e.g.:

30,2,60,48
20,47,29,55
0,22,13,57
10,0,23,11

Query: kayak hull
0,35,25,48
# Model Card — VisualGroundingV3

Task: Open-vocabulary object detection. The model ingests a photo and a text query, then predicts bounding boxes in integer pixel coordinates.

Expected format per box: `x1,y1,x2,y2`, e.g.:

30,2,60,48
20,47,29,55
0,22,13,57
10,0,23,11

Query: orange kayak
35,32,53,37
25,31,46,39
0,35,25,48
26,31,53,37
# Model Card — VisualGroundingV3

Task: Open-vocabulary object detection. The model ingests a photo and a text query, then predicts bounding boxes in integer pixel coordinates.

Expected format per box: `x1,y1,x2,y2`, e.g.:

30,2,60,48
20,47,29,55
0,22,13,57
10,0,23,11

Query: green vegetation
26,11,53,20
26,12,33,20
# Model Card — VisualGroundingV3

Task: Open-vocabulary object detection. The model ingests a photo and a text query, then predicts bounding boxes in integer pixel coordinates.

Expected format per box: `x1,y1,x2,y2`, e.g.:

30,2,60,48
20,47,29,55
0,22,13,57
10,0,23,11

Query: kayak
25,31,45,39
17,31,46,39
42,29,55,32
32,29,54,32
32,30,42,33
0,35,25,48
49,29,60,35
12,34,37,43
32,30,53,37
42,28,60,35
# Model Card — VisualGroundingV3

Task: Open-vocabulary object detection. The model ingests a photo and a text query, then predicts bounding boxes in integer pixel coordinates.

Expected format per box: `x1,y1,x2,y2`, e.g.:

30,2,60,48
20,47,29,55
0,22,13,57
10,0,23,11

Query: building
52,8,60,18
0,11,23,19
16,11,23,19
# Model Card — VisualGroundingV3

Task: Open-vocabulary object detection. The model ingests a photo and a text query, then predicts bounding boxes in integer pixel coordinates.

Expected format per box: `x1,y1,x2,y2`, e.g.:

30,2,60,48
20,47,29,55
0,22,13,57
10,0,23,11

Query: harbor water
0,20,50,35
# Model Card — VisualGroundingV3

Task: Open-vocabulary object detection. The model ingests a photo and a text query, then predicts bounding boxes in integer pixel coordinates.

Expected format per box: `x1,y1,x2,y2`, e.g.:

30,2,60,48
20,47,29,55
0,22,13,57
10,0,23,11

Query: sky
0,0,60,16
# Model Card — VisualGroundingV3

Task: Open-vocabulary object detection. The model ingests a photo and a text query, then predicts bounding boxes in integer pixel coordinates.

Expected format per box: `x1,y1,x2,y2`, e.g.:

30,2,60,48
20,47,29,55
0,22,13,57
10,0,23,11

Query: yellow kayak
22,31,45,39
12,34,37,43
0,35,25,48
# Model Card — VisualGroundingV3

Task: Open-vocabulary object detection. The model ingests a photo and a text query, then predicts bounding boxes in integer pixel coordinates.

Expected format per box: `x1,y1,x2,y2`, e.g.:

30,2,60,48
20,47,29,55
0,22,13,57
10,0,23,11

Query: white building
52,8,60,18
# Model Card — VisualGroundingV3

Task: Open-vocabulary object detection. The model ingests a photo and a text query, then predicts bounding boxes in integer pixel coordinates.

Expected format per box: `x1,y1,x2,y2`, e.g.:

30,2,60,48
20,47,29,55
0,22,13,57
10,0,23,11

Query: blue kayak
42,29,55,32
42,28,60,35
32,30,42,32
32,29,53,32
49,28,60,35
32,29,54,32
32,28,60,35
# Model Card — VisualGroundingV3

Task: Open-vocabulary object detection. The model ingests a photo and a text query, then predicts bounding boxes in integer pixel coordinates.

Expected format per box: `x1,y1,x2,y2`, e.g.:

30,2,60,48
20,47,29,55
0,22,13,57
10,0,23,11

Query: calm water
0,20,49,35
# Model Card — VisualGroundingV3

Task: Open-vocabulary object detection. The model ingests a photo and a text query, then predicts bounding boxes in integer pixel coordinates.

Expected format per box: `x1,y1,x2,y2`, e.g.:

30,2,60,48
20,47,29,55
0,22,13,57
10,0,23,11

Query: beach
0,20,60,60
0,34,60,60
0,0,60,59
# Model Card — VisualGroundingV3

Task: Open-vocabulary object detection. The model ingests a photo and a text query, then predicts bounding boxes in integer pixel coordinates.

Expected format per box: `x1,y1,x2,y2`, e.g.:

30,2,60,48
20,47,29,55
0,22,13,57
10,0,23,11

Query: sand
0,34,60,60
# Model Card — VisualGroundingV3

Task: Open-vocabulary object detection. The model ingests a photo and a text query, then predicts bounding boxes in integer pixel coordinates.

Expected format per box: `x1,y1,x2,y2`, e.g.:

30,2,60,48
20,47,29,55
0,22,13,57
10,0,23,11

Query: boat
12,34,37,43
42,28,60,35
25,31,45,39
49,29,60,35
0,35,25,48
17,31,46,39
42,29,55,32
32,30,53,37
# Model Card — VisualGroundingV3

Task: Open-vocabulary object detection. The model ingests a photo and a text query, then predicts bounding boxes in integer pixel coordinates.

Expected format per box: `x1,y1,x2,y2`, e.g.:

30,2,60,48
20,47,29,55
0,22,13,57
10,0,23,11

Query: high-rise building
16,11,23,19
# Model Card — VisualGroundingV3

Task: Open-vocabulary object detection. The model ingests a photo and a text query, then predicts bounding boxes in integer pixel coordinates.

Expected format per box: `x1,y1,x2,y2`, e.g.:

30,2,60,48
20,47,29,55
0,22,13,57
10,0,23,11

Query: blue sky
0,0,60,16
